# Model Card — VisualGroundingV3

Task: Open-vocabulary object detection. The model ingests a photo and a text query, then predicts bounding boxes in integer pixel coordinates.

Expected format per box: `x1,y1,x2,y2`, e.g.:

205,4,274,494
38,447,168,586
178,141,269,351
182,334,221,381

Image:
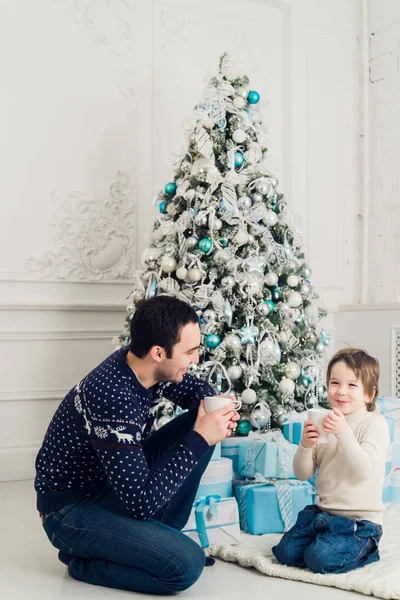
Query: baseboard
0,445,39,482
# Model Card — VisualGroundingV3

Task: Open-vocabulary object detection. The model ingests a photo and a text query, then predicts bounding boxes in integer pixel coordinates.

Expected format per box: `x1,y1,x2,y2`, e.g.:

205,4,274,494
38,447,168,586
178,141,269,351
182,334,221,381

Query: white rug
209,505,400,599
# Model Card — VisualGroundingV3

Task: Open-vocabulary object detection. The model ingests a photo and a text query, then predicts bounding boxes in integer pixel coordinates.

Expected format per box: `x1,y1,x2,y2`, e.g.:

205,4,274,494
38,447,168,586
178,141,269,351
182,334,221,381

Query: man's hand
301,420,320,449
193,400,240,446
323,407,347,435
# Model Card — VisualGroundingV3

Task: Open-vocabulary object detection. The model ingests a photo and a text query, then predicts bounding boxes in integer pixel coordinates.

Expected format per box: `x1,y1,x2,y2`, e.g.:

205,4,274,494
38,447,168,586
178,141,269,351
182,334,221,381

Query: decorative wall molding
0,303,127,312
54,0,138,97
0,390,68,403
25,171,136,283
0,330,117,341
391,326,400,397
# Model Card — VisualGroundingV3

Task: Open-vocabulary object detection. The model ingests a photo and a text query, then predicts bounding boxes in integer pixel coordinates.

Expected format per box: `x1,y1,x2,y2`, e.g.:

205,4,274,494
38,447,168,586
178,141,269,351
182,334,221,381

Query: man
35,296,239,594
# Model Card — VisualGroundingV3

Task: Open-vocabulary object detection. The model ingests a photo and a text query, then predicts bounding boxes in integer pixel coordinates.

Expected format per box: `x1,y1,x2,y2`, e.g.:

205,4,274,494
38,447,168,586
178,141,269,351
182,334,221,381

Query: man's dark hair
129,296,198,359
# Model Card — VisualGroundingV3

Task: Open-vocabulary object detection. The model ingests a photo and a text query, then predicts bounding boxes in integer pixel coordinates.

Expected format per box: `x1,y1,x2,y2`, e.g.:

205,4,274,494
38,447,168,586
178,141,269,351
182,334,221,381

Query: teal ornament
120,335,130,347
219,199,227,212
189,208,199,218
264,299,275,313
283,235,293,259
202,103,211,112
205,333,221,349
247,90,260,104
271,191,278,210
220,237,229,248
319,329,332,347
159,201,167,214
224,299,233,327
237,419,252,436
239,325,259,345
298,368,313,387
198,238,213,253
218,119,226,130
234,151,245,168
295,313,305,324
164,182,177,195
272,286,281,300
146,279,158,299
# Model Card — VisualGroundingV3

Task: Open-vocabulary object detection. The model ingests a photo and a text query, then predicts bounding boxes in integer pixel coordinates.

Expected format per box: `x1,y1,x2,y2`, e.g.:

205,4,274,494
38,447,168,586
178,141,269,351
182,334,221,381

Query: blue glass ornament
198,238,213,253
224,299,233,327
238,325,259,345
234,151,245,168
120,335,130,347
238,419,252,436
205,333,221,349
202,103,211,112
298,368,312,387
247,90,260,104
283,235,293,259
146,279,158,299
159,201,167,214
319,329,332,347
189,208,199,218
219,199,227,212
272,286,281,300
220,237,229,248
164,182,177,195
218,119,226,130
264,299,275,313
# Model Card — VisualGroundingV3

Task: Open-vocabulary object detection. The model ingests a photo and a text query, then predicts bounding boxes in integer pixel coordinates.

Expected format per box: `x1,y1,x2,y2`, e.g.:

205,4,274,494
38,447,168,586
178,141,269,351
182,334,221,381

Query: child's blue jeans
272,504,382,574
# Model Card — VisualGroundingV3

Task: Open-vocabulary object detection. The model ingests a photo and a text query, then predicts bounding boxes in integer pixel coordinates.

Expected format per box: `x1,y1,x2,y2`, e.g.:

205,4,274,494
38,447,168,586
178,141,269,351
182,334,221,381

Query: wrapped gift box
391,469,400,505
210,442,221,461
182,496,240,548
195,457,233,500
385,415,396,443
393,440,400,470
221,437,240,473
283,411,308,445
235,480,315,535
237,434,297,479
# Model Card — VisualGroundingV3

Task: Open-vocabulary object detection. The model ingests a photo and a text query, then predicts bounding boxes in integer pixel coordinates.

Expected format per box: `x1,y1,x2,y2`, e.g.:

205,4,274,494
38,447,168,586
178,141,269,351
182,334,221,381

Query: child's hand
323,407,347,435
301,421,320,448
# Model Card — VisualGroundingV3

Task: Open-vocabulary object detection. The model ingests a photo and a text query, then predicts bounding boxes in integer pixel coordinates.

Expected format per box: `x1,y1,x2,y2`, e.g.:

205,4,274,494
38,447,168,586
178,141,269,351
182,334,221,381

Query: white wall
0,0,360,481
334,1,400,391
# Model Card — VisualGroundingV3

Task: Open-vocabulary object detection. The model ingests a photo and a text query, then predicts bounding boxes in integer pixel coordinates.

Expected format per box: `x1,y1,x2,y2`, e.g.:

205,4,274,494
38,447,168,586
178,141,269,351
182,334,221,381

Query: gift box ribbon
241,429,295,479
194,495,221,548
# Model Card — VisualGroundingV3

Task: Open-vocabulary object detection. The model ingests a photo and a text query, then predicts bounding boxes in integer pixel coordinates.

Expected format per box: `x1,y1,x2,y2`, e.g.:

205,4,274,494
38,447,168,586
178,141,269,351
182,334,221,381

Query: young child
272,348,390,574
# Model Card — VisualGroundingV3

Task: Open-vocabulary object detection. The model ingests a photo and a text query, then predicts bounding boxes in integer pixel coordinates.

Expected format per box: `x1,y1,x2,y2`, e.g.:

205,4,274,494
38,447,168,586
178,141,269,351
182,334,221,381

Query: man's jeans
272,504,382,574
41,410,214,594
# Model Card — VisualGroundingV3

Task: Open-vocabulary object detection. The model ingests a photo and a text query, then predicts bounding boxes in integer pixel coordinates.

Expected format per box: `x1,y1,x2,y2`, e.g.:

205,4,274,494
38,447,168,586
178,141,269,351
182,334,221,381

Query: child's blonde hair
326,348,379,411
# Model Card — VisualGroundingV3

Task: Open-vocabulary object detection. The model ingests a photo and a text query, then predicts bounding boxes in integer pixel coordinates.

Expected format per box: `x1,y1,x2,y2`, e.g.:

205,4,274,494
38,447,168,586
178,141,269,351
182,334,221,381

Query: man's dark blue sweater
35,348,214,520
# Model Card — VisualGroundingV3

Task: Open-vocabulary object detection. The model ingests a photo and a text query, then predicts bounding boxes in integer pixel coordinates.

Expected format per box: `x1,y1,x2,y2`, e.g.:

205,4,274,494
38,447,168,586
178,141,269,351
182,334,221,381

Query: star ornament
239,325,259,345
319,329,332,347
245,255,266,277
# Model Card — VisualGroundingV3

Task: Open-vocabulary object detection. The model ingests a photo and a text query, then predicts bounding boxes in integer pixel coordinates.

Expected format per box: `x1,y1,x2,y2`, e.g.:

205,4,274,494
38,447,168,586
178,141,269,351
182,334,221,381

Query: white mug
204,396,242,413
307,408,332,443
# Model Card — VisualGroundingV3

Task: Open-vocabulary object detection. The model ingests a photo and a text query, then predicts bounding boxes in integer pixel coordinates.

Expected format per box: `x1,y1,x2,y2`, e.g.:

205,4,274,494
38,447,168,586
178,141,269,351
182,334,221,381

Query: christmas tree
118,53,330,433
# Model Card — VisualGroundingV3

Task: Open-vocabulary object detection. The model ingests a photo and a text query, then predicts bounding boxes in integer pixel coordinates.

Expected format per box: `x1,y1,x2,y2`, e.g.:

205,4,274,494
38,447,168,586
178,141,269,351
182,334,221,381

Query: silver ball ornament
176,267,188,280
265,272,278,286
233,96,246,109
232,129,247,144
263,210,278,227
257,302,271,316
316,342,325,353
152,229,165,242
221,275,235,290
133,290,144,303
303,267,312,278
160,256,177,273
227,365,243,381
238,195,252,209
288,292,303,308
284,361,301,380
224,334,241,352
181,161,191,173
242,388,257,405
187,268,202,282
256,182,270,195
300,283,311,295
195,213,208,227
252,192,263,203
203,309,216,321
186,236,198,249
212,218,223,231
250,405,271,430
279,377,296,394
287,275,299,287
236,86,249,99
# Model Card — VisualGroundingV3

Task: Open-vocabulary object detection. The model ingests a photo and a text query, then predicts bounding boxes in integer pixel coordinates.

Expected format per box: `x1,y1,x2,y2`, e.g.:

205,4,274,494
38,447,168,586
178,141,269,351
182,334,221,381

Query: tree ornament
256,181,270,195
186,236,198,249
279,377,295,394
238,195,252,209
133,290,144,303
212,218,223,231
233,96,246,109
166,203,178,217
303,267,312,278
242,388,257,404
159,201,167,214
195,212,208,227
247,90,260,104
160,256,177,273
257,302,270,316
176,266,188,280
265,272,278,286
164,182,177,195
227,364,243,381
259,339,281,365
252,192,263,203
304,330,317,343
214,249,229,264
237,419,252,436
146,279,158,299
264,299,275,313
198,238,213,253
221,275,235,290
316,342,325,354
288,291,303,308
224,334,242,352
152,229,164,242
319,329,332,346
236,86,249,99
239,325,259,345
180,160,191,173
232,129,247,143
300,283,311,295
203,309,216,321
287,275,299,287
250,402,271,430
187,268,202,282
284,361,301,380
234,151,245,168
205,333,221,349
224,299,233,326
220,237,229,248
263,210,278,226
